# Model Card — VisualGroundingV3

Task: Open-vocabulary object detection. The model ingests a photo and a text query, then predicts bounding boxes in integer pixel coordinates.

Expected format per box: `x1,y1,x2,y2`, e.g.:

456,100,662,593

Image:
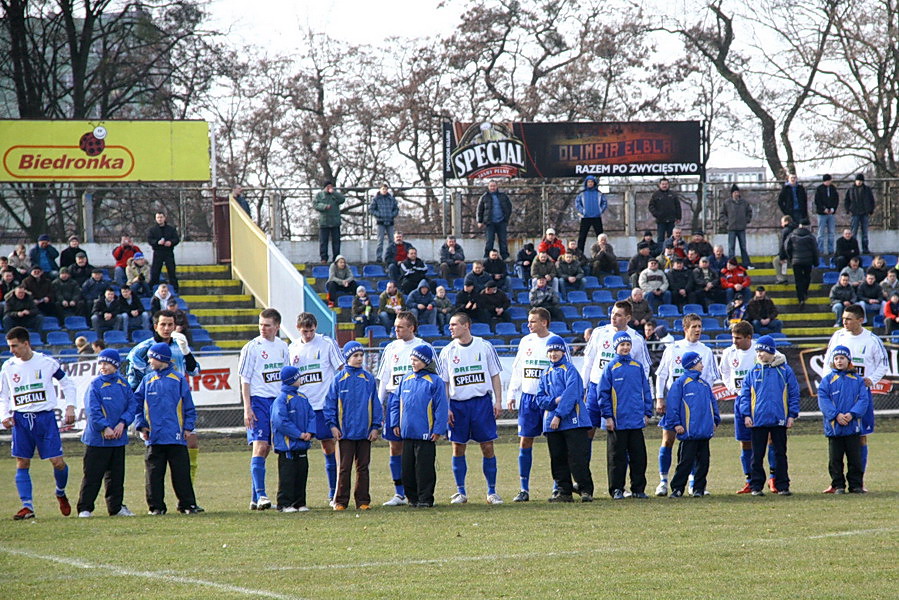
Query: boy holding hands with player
271,366,316,512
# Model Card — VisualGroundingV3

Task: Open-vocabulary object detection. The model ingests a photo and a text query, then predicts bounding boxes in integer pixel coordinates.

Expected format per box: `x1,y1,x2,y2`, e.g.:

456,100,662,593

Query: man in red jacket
721,257,751,304
112,235,142,288
537,228,565,262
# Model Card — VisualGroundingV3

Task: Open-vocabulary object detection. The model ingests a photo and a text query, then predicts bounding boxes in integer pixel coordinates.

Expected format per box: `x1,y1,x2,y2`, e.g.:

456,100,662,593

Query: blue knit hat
755,335,776,355
545,335,567,353
342,341,364,362
97,348,121,368
147,342,171,363
280,365,301,386
410,344,433,365
682,351,702,371
831,345,851,362
613,331,632,348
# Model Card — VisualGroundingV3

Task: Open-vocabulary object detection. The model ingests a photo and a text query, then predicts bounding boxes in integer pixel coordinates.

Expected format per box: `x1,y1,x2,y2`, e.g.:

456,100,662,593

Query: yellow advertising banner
0,120,210,182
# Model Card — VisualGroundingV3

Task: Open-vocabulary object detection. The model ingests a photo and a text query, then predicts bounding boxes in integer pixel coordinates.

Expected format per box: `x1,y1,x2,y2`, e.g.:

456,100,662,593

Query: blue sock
483,456,497,496
767,444,777,477
53,464,68,496
861,444,868,473
389,455,405,496
324,453,337,498
452,455,467,495
251,456,266,497
658,446,672,479
251,482,258,504
15,468,33,509
518,448,532,491
740,449,752,479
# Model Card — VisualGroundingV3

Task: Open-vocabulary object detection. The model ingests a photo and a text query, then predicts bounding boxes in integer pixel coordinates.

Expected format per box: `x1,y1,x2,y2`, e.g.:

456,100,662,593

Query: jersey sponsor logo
13,382,42,393
392,373,404,386
454,372,486,386
13,390,47,406
263,370,280,384
299,372,323,385
523,367,543,379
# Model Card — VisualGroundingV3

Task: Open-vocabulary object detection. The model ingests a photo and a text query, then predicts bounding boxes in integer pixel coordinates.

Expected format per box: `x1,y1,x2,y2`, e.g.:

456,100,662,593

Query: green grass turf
0,432,897,599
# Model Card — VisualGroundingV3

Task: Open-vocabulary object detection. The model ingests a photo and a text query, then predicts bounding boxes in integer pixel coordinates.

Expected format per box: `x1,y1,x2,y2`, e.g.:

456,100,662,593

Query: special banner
0,120,210,182
443,121,701,180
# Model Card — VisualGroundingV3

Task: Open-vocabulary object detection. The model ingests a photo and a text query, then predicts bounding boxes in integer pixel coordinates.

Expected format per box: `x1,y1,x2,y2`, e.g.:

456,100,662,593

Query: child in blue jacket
76,349,137,517
390,345,447,508
271,365,316,512
665,351,720,498
536,335,593,502
134,343,201,515
325,341,382,511
598,331,653,499
817,345,871,494
737,335,800,496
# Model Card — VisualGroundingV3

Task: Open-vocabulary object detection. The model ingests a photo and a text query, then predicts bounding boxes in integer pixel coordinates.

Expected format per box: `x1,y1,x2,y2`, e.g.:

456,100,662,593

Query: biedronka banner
0,120,210,182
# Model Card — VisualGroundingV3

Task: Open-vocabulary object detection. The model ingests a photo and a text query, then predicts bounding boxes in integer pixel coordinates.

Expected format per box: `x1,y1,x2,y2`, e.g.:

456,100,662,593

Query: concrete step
204,324,258,334
179,279,244,295
179,294,255,310
177,265,231,278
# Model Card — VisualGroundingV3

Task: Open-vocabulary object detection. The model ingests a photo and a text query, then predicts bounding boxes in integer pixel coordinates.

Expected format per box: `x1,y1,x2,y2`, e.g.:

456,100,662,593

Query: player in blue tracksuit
536,335,593,502
325,341,382,511
598,331,653,499
134,343,202,514
390,345,448,507
272,366,316,512
76,349,138,517
665,352,720,497
737,335,800,496
817,345,871,494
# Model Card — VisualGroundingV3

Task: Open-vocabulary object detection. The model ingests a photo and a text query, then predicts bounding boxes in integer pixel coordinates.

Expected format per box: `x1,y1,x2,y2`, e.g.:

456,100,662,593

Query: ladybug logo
79,125,107,157
261,350,268,359
602,340,610,349
675,356,682,364
12,374,20,383
732,358,739,367
453,355,461,364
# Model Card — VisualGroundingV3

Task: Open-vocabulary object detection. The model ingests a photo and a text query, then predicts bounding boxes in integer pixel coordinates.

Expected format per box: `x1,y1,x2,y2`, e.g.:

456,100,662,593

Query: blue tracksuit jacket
389,369,448,440
596,354,653,430
737,357,800,427
575,176,608,218
536,356,591,432
324,365,382,440
817,369,871,437
81,372,137,447
134,366,196,446
127,336,200,389
271,383,316,453
665,368,720,440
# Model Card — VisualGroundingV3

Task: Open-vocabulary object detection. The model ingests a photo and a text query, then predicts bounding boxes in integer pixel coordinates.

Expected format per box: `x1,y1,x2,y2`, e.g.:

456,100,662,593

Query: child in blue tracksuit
76,349,138,517
325,341,382,511
817,345,871,494
134,343,201,514
390,345,447,507
737,335,800,495
598,331,653,499
536,335,593,502
665,351,720,497
271,366,316,512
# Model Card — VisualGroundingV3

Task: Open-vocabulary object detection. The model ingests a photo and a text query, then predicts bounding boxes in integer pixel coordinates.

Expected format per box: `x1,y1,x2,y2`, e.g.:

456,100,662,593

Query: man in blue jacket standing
369,183,399,263
575,176,607,254
476,180,512,260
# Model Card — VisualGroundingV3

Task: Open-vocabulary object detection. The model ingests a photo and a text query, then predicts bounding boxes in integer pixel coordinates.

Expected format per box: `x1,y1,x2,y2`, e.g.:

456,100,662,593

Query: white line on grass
807,527,897,539
0,545,306,600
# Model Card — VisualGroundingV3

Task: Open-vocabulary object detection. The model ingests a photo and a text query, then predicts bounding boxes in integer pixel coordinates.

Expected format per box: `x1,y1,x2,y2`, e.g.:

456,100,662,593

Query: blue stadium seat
571,320,591,334
683,303,705,316
602,275,627,289
446,293,457,304
616,290,631,301
29,332,44,347
509,278,526,291
141,297,152,311
507,307,526,320
873,314,885,328
75,330,97,344
350,265,360,278
377,280,389,292
337,295,354,309
453,279,465,290
103,330,128,345
470,323,492,337
200,345,224,356
363,264,387,279
617,260,629,273
883,255,897,268
561,306,579,320
187,313,200,327
702,317,724,332
860,255,873,268
582,306,604,319
592,290,614,303
426,264,437,276
567,291,589,303
58,348,79,363
41,316,61,332
654,319,670,331
46,331,71,346
699,334,711,341
312,265,330,279
131,329,153,343
822,271,840,285
708,303,727,317
715,333,733,347
434,278,450,291
378,340,390,349
516,292,531,304
64,316,88,331
548,321,571,335
365,325,388,339
432,339,449,351
495,322,517,336
520,323,531,335
583,276,600,290
191,329,213,344
658,304,680,318
418,324,440,338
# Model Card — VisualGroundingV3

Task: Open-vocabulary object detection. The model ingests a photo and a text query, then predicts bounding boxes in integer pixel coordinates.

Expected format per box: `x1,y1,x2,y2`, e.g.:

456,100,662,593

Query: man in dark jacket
476,180,512,260
397,247,429,295
3,286,41,331
313,181,345,262
22,265,57,318
369,183,399,263
52,267,84,319
147,212,180,292
627,242,653,288
814,174,839,255
665,257,693,310
438,235,466,280
777,173,808,223
690,257,724,308
745,286,782,333
844,173,875,254
785,219,819,306
477,281,511,327
384,231,415,281
29,234,60,277
772,215,797,284
648,178,681,243
834,228,861,271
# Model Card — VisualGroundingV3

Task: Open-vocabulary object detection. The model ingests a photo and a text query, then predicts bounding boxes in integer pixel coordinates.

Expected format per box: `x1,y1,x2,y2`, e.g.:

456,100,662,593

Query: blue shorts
246,396,274,444
585,382,606,431
11,411,63,460
449,395,497,444
733,409,751,441
517,393,543,438
382,394,401,442
314,410,334,441
861,400,875,435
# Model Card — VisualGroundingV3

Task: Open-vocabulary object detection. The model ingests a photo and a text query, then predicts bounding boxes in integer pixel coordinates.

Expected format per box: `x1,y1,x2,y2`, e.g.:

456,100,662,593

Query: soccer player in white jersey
507,307,553,502
823,304,889,490
240,308,290,511
438,312,504,504
376,311,439,506
718,321,760,493
288,312,346,505
654,313,720,496
1,326,78,520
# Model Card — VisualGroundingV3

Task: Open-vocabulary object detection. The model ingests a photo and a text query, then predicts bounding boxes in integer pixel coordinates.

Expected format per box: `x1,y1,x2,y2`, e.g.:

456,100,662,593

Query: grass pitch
0,431,897,599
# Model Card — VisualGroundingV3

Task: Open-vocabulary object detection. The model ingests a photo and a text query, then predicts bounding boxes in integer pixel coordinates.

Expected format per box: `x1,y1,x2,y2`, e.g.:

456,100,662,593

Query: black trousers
750,426,788,492
277,450,309,509
671,438,710,494
793,263,812,302
319,226,341,261
77,445,126,515
546,427,593,496
326,280,357,303
577,217,604,253
145,444,196,512
150,249,178,291
606,428,647,495
401,439,437,506
828,434,863,490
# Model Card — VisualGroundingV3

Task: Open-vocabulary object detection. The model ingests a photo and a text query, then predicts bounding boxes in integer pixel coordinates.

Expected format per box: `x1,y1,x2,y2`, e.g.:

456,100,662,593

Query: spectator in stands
690,256,724,308
397,247,428,295
369,183,398,263
883,292,899,334
91,288,122,338
384,232,414,281
378,281,406,330
91,339,107,354
22,265,56,318
476,180,512,260
721,257,751,304
640,230,661,258
112,235,141,287
830,273,859,327
566,240,589,275
433,285,453,332
147,212,180,292
575,175,607,253
453,281,480,322
880,269,899,300
687,230,713,260
639,257,670,313
528,275,564,322
351,285,374,337
464,260,492,294
407,281,437,326
720,184,753,268
856,273,884,321
29,234,60,277
150,282,175,315
118,285,148,337
666,257,693,310
867,256,889,284
514,243,537,281
75,335,91,357
627,242,653,288
628,288,652,330
0,269,19,304
483,248,510,293
663,227,687,258
840,256,865,288
785,218,819,307
834,228,861,271
126,253,152,297
571,327,592,356
53,267,84,320
537,228,565,261
229,184,251,216
313,181,345,263
589,233,618,276
845,173,875,255
773,215,797,284
777,173,808,223
557,251,585,299
644,321,673,375
3,285,41,331
648,177,681,242
530,251,559,294
9,243,31,277
0,256,10,274
69,252,94,287
726,295,748,324
438,235,466,281
165,297,192,346
709,244,729,274
325,255,357,307
59,235,84,269
684,248,702,270
478,280,511,328
746,287,782,334
814,174,839,255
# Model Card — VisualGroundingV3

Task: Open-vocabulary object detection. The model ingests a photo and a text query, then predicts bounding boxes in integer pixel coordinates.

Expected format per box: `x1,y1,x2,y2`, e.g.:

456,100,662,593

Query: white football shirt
718,343,756,395
238,336,291,398
0,353,77,419
824,328,889,384
288,333,345,410
438,336,502,401
583,324,651,384
507,332,553,400
655,339,720,398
